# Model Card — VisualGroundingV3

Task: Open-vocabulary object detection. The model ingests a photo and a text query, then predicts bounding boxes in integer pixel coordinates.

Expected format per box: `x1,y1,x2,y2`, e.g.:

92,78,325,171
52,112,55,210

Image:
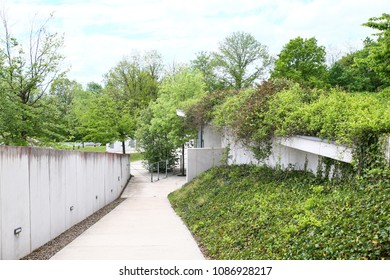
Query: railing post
157,162,160,181
165,159,168,178
150,164,153,182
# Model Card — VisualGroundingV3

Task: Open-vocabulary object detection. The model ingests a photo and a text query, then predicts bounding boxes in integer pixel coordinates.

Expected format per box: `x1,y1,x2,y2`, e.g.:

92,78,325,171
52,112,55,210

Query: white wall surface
106,140,136,154
186,148,225,182
0,147,130,260
197,125,366,176
222,132,352,172
203,125,222,148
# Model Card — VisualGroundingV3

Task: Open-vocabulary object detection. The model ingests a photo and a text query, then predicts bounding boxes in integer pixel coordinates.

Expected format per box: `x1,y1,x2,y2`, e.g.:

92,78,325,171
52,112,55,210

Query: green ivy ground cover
168,165,390,259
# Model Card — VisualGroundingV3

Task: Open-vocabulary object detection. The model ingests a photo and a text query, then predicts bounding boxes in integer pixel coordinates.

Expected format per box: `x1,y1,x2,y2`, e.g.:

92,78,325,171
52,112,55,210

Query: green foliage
361,13,390,86
130,152,144,162
213,31,273,89
184,89,237,129
191,51,225,92
265,87,389,173
136,68,206,169
212,88,253,128
0,13,66,145
329,44,385,92
135,106,178,168
272,37,328,88
76,93,135,144
48,78,84,142
186,80,390,173
75,52,161,153
169,165,390,259
330,13,390,91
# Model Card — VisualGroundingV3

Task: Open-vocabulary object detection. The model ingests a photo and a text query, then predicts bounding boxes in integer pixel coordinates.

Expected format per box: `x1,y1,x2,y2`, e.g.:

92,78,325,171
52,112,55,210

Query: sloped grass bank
168,165,390,259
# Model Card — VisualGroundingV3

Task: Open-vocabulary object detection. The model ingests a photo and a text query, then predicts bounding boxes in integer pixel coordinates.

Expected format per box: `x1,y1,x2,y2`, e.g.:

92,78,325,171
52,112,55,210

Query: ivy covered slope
169,165,390,260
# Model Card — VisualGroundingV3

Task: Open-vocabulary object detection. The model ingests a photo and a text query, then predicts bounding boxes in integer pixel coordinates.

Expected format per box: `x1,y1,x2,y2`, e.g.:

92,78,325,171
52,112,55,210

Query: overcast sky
3,0,389,86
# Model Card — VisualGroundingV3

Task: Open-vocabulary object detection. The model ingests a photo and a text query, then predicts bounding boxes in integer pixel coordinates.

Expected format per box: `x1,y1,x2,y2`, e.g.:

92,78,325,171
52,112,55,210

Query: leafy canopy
136,68,206,167
0,13,66,145
213,31,272,89
360,13,390,85
272,37,328,88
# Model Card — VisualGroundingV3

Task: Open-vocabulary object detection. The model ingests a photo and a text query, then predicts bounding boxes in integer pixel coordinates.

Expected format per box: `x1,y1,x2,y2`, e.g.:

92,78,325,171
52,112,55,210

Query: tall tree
191,51,224,92
86,81,103,95
79,51,162,154
329,40,384,92
213,31,272,89
360,13,390,86
48,78,84,141
0,12,65,145
272,37,328,88
136,68,206,168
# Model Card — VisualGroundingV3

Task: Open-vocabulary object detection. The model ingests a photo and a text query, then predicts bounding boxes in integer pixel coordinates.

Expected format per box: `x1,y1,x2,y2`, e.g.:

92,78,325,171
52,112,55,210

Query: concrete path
51,161,204,260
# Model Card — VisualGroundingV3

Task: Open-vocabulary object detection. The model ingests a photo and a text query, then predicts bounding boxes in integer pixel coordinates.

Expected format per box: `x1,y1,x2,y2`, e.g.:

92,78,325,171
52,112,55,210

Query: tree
86,81,103,95
48,78,84,142
143,49,164,81
79,52,162,154
0,12,65,145
213,31,272,89
360,13,390,86
272,37,328,88
191,51,224,92
50,78,83,117
136,68,206,168
329,40,384,92
0,86,22,144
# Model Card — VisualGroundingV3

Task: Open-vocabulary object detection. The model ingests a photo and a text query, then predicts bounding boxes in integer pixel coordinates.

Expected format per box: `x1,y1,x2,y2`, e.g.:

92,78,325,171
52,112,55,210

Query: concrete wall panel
203,125,222,148
104,155,116,205
0,146,130,259
187,148,225,182
29,148,51,251
65,152,79,229
49,150,67,240
0,147,31,259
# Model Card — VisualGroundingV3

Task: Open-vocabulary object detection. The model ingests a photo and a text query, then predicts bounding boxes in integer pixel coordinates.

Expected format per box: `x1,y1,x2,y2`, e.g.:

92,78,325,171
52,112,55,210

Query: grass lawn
130,152,144,162
76,146,107,152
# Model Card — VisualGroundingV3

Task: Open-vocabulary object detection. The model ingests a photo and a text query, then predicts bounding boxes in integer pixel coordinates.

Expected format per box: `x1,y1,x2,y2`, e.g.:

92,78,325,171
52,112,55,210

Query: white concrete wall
186,148,225,182
106,140,136,154
221,132,353,173
0,147,130,259
203,125,222,148
198,125,361,175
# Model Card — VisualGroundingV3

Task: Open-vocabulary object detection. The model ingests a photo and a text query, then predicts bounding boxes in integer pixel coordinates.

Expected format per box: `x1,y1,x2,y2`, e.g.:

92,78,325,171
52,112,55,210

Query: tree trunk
181,143,185,176
122,140,126,155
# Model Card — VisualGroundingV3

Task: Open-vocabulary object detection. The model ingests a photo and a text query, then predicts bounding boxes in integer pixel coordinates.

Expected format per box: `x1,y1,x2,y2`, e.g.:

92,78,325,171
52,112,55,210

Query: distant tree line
1,11,388,163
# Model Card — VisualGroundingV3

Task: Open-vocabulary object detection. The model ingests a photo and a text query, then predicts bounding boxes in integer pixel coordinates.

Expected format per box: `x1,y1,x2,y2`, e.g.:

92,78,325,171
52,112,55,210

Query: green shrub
169,165,390,260
185,82,390,175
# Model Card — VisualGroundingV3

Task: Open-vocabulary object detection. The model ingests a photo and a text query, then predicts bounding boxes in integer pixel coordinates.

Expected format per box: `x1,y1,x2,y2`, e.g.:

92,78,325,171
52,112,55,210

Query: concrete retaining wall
188,125,390,183
0,146,130,260
186,148,225,182
222,132,354,172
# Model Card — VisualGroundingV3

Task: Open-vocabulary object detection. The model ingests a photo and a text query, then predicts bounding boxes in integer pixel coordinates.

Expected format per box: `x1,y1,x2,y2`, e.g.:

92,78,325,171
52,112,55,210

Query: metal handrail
149,159,168,182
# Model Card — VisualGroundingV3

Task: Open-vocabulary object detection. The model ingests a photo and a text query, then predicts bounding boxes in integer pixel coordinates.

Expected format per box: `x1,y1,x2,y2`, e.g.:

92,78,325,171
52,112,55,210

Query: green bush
169,165,390,260
185,81,390,174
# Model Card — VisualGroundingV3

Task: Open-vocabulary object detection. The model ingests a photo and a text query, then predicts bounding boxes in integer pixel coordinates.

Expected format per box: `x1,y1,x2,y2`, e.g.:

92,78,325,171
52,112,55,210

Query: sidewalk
50,161,204,260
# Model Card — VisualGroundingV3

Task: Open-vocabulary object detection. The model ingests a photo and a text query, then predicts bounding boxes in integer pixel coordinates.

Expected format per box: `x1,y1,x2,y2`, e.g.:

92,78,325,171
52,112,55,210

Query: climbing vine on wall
185,80,390,177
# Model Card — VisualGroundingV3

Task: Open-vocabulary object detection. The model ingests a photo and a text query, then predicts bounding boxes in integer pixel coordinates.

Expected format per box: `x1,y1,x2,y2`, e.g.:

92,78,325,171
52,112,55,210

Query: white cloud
3,0,390,85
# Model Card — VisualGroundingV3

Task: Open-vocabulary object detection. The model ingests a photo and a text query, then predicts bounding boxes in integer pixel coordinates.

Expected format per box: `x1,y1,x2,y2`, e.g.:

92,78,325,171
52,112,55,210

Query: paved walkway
51,161,204,260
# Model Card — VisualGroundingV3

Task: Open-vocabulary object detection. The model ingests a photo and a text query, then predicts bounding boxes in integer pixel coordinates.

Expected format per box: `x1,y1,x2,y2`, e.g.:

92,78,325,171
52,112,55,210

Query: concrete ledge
278,136,353,163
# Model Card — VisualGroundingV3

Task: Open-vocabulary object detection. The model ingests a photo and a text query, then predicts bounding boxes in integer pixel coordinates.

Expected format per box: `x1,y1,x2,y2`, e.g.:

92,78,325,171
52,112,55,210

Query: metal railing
149,160,169,182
